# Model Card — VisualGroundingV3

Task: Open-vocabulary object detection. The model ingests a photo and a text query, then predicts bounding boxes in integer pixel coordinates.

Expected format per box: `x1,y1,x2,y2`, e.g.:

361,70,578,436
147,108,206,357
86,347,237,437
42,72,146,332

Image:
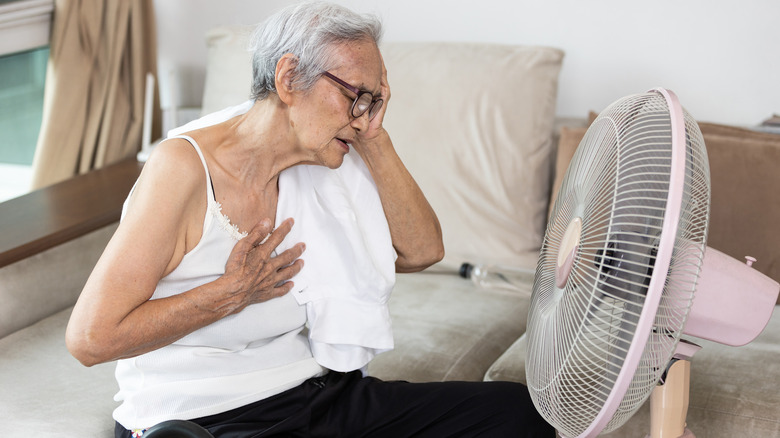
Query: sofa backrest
201,26,564,271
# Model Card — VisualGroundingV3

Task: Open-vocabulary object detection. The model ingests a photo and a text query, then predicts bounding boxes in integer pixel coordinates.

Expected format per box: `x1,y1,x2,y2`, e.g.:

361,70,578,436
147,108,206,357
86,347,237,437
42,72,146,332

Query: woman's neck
206,97,303,194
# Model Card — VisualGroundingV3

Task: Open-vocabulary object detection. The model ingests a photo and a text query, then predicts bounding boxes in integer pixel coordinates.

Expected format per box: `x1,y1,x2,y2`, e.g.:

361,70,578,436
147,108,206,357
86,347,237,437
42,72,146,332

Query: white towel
169,101,397,372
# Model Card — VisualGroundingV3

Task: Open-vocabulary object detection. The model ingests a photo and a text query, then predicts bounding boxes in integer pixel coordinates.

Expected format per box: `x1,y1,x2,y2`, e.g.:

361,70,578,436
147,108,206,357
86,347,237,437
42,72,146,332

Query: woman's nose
349,111,370,131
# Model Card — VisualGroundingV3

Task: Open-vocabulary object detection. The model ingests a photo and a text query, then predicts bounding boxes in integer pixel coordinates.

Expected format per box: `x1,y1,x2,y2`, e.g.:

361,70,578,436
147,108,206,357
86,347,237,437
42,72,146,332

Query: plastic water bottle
459,262,535,294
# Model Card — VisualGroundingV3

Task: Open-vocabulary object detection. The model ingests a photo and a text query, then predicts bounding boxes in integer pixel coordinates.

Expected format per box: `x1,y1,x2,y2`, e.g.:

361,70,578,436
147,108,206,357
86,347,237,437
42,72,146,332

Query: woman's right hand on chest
213,217,305,315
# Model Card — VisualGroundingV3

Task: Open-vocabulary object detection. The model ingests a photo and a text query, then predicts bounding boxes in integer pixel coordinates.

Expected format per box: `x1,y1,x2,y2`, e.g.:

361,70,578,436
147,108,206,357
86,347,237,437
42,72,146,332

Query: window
0,0,53,202
0,46,48,200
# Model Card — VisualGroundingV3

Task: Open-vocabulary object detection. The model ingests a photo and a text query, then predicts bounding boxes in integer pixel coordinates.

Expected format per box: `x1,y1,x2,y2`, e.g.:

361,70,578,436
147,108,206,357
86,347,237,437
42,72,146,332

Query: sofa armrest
0,158,142,268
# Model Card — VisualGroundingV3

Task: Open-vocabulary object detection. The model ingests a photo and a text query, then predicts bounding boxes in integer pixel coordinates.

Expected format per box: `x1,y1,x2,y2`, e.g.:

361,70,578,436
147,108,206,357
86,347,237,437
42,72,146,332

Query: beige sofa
1,29,779,437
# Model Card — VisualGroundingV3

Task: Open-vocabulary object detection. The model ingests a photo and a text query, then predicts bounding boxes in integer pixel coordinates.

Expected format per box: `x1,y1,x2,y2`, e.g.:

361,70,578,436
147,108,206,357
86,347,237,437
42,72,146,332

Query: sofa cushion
0,224,117,338
368,271,532,382
484,306,780,437
0,274,531,438
200,27,564,271
547,117,780,300
0,306,117,437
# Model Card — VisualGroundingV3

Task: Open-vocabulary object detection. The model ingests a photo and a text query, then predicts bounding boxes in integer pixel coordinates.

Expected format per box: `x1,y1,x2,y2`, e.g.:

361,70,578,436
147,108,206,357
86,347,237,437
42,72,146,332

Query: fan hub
555,216,582,288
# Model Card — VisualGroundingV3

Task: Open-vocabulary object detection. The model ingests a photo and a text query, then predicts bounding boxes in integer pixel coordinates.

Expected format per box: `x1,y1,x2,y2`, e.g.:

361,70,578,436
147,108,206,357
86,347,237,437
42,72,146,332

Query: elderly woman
66,2,553,437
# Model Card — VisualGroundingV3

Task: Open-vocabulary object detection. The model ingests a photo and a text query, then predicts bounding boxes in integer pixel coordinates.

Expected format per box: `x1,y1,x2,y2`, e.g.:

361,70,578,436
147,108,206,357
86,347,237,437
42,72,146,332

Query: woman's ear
275,54,298,105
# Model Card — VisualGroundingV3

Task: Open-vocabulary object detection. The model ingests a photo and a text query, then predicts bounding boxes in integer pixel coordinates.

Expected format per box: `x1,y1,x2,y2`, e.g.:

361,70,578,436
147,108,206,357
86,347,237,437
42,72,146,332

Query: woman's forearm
66,278,239,366
356,130,444,272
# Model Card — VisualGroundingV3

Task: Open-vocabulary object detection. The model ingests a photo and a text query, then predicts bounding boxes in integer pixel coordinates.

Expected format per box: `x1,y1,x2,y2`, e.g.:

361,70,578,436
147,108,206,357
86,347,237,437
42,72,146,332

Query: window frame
0,0,54,57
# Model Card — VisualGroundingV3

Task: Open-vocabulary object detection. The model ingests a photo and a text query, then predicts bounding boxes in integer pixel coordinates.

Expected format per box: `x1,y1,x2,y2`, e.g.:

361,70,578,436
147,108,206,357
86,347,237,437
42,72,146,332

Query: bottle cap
459,262,474,279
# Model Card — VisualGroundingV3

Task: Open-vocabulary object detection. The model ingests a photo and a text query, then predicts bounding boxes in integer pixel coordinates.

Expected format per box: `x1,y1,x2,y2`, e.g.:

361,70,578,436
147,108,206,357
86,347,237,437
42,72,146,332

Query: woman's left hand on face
356,55,390,146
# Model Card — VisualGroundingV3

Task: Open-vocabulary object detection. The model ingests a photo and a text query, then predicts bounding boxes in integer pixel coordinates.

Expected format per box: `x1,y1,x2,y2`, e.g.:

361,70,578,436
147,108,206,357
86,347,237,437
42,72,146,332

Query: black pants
116,371,555,438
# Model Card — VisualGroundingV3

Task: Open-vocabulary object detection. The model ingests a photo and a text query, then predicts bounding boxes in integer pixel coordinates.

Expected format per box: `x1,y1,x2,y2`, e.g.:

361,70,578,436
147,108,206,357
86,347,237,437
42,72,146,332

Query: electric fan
525,88,779,438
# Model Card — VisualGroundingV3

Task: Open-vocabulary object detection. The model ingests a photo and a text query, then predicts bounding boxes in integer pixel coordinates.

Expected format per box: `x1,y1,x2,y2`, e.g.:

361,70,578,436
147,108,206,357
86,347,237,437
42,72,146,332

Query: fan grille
526,90,709,437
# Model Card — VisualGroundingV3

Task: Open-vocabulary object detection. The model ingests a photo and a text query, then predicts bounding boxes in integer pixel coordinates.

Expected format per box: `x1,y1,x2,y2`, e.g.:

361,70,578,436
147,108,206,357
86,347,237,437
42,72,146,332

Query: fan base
644,428,694,438
647,359,694,438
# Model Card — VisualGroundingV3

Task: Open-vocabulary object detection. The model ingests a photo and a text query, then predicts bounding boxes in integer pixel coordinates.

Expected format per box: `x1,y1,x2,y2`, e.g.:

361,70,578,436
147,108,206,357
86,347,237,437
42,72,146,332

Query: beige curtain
31,0,160,189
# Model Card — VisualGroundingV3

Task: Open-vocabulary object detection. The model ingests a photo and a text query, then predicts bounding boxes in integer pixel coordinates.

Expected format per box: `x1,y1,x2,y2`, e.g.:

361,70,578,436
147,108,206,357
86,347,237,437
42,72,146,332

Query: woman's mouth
336,138,350,152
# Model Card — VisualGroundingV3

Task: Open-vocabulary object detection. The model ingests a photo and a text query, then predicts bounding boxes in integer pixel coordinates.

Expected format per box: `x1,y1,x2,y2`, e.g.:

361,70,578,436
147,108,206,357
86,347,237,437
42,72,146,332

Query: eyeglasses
321,71,384,121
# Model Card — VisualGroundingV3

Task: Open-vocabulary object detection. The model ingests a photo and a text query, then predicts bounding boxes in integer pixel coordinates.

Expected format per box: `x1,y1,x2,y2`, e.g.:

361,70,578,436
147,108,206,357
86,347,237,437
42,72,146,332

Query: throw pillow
381,42,564,270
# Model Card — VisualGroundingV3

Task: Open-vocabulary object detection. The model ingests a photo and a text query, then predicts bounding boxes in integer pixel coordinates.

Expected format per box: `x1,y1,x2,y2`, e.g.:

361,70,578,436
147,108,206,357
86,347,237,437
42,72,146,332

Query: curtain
30,0,160,189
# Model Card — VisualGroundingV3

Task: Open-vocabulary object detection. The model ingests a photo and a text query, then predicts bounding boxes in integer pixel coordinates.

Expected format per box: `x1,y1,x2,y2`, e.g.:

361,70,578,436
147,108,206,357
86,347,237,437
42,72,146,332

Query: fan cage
526,90,710,437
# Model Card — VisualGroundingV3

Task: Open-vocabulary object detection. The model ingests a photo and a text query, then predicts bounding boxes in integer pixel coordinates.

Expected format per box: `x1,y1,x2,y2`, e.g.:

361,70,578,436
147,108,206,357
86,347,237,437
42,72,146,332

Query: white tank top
113,136,324,430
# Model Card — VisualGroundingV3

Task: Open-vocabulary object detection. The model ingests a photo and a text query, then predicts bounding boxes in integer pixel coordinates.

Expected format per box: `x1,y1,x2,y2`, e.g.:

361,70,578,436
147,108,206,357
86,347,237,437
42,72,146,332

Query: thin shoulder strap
171,135,216,201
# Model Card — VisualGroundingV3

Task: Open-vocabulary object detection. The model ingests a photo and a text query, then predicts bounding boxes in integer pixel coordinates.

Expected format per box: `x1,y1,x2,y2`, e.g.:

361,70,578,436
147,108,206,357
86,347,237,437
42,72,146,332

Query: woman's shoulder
127,138,209,214
145,137,208,186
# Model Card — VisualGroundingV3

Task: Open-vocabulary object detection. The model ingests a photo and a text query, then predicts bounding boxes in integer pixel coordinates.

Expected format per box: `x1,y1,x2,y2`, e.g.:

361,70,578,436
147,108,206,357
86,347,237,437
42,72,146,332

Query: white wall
154,0,780,126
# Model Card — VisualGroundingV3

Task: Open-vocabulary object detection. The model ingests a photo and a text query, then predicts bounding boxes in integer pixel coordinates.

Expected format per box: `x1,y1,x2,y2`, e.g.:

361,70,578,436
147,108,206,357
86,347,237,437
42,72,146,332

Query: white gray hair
248,2,383,101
